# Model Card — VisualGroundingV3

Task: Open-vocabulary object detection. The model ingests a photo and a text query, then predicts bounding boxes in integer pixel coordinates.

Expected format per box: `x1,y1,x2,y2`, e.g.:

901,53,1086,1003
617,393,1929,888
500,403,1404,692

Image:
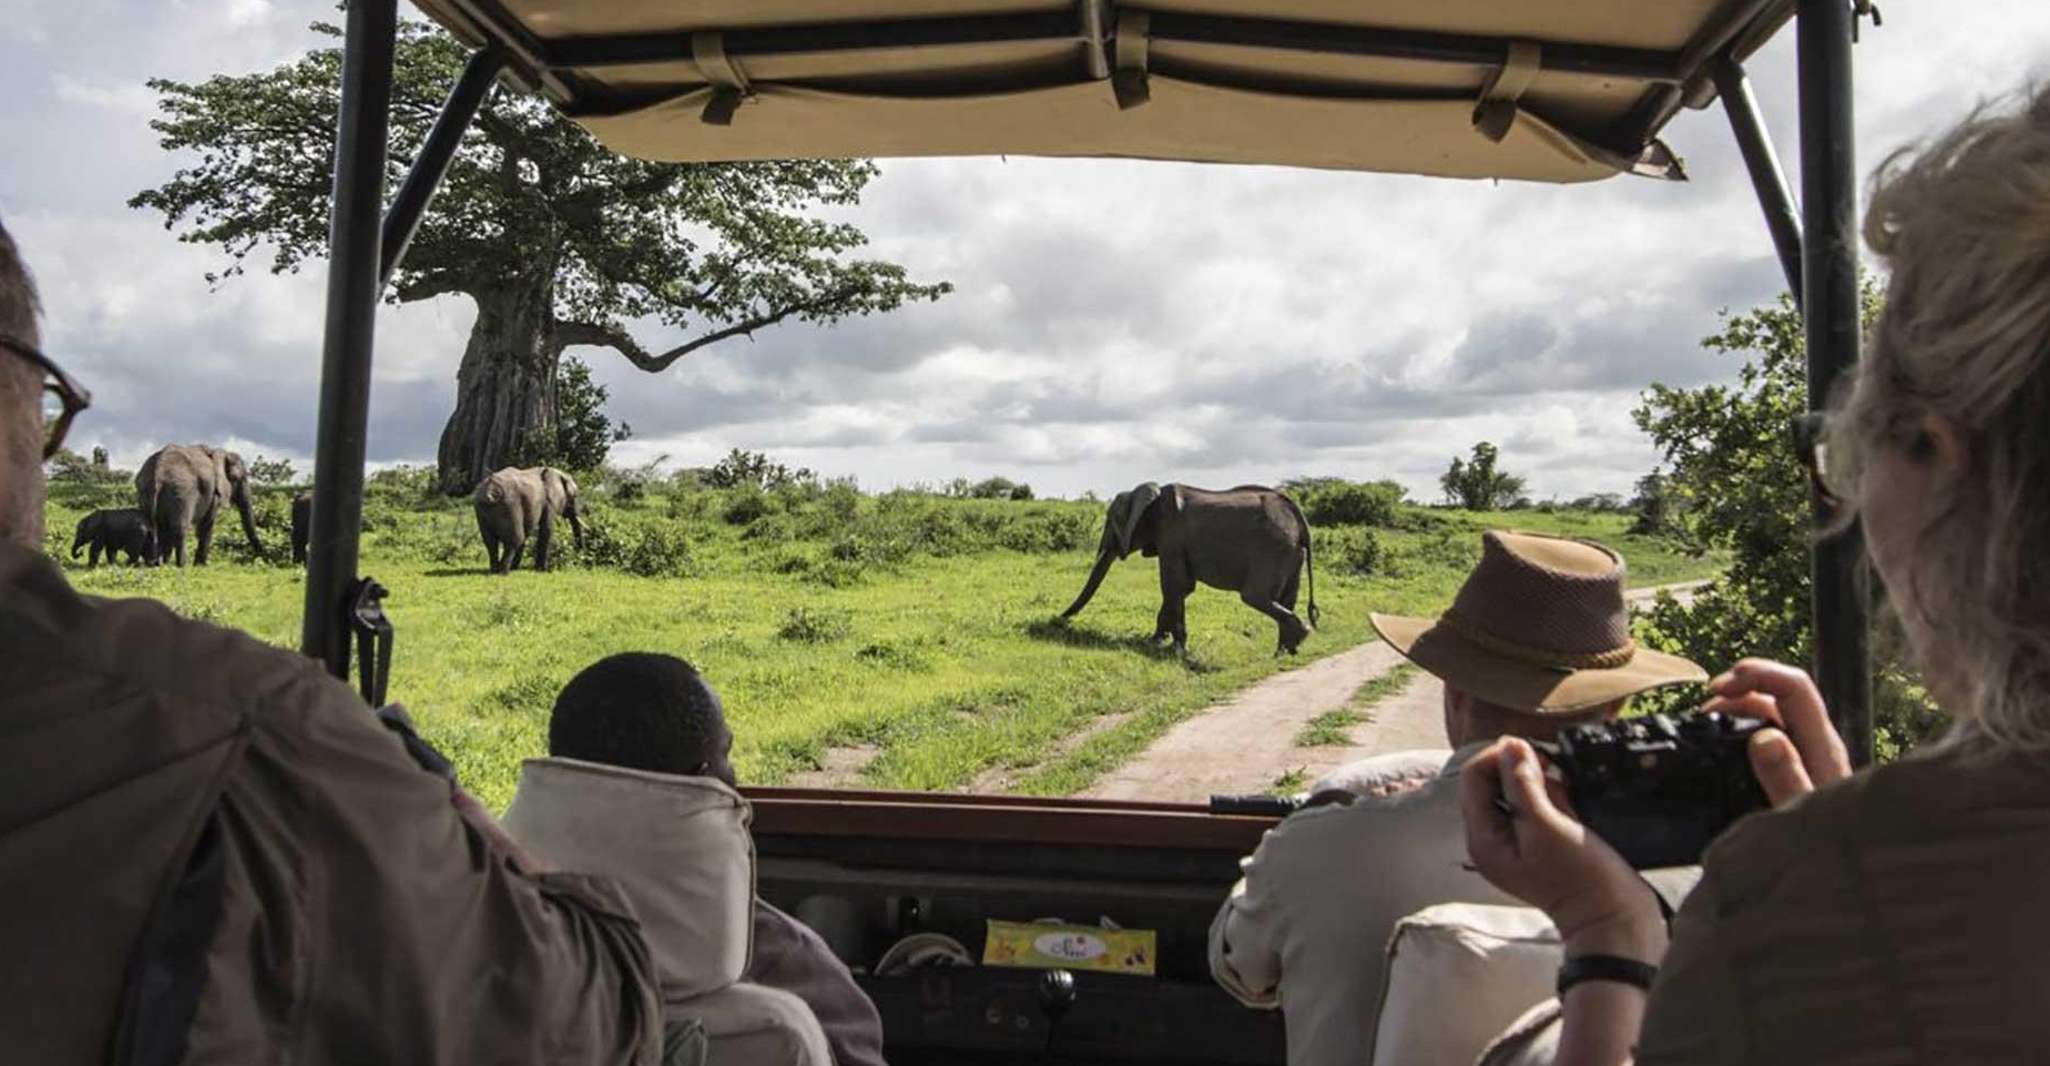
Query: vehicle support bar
1796,0,1873,765
303,0,398,681
1714,55,1804,304
380,45,504,287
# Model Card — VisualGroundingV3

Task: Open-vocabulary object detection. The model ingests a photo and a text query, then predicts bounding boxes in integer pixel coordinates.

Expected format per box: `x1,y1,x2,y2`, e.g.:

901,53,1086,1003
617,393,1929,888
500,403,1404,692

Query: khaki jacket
1209,745,1525,1066
1639,736,2050,1065
0,544,662,1064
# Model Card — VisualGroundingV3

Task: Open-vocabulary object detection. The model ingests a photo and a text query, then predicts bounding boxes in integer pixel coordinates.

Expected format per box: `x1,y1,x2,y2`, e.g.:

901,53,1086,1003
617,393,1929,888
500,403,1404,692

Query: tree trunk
436,271,560,495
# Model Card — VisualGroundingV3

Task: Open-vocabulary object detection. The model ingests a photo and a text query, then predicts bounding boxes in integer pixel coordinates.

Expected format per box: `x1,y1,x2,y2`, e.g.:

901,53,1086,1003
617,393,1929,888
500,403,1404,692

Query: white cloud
8,1,2050,501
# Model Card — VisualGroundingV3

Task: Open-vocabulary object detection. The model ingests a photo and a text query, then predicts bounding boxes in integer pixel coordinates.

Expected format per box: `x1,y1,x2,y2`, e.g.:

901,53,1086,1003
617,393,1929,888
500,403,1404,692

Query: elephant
291,492,312,565
71,508,158,567
135,444,264,567
1061,482,1319,655
473,466,584,574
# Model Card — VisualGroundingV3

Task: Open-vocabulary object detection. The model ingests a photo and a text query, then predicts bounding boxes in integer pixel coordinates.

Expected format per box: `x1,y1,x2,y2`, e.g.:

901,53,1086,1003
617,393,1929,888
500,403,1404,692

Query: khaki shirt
1209,744,1523,1066
1639,736,2050,1065
0,543,662,1064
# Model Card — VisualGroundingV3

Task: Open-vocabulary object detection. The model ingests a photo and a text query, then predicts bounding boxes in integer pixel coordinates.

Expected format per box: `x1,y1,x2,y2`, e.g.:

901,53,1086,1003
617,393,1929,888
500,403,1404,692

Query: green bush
722,485,773,526
777,606,852,643
1300,480,1404,528
576,518,697,578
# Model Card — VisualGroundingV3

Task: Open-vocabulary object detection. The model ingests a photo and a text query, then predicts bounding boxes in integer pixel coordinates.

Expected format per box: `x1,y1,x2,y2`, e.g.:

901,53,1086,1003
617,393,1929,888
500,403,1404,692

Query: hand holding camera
1461,660,1855,955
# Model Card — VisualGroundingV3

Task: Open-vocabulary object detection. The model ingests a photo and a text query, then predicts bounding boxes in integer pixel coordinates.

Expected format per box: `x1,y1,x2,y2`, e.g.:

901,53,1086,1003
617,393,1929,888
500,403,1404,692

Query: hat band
1437,607,1637,671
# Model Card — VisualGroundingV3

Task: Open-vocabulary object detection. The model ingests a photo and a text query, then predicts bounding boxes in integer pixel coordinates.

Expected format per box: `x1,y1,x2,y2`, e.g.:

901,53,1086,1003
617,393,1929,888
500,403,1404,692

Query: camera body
1552,712,1770,869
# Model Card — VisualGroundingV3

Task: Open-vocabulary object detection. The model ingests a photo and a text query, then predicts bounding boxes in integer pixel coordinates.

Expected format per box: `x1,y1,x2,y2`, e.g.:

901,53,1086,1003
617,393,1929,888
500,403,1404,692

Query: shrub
705,448,814,490
777,606,852,643
1300,480,1403,527
576,519,697,578
722,485,772,525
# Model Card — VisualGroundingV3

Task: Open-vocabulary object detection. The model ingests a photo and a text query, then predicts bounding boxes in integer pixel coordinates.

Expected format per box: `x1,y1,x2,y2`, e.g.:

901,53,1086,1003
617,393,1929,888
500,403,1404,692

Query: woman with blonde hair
1461,83,2050,1064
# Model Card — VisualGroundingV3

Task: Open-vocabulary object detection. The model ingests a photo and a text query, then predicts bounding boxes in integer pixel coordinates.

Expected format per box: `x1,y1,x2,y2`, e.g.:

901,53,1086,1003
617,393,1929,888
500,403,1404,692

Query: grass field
43,472,1720,810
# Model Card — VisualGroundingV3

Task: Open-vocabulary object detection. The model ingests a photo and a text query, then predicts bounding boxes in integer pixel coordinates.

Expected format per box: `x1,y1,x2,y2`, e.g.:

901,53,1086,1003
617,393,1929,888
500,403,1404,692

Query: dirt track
1080,581,1705,803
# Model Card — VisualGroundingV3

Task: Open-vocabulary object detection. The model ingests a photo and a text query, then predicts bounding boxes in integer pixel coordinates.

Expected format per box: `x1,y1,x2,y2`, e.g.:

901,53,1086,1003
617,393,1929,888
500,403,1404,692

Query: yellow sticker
982,920,1156,976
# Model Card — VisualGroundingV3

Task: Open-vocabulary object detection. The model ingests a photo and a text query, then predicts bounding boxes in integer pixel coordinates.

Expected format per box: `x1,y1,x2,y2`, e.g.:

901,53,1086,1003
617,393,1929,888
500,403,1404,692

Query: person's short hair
1845,82,2050,752
549,653,723,775
0,216,40,341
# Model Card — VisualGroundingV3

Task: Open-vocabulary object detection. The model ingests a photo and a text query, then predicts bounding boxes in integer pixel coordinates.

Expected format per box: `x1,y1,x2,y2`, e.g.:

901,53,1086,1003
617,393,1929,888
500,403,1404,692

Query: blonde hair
1839,84,2050,752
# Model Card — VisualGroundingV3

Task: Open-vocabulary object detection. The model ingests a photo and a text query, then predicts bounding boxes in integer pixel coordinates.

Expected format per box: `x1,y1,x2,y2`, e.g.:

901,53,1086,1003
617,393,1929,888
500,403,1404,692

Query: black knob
1038,968,1077,1021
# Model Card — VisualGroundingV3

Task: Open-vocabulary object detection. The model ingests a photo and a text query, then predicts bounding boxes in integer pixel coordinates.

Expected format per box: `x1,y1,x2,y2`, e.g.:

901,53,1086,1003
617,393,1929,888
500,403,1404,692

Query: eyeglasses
1790,411,1845,509
0,334,91,460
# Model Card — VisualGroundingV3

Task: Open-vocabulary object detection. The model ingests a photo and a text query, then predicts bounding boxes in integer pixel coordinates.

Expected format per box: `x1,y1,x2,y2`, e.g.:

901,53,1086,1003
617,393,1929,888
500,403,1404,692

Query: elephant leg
193,511,216,566
1240,589,1310,655
87,539,102,567
1157,559,1193,654
504,532,528,573
533,514,553,572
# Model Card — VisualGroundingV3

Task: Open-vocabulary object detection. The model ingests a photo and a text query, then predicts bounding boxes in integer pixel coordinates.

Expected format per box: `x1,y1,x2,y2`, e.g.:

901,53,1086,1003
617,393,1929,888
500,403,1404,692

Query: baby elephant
72,508,159,567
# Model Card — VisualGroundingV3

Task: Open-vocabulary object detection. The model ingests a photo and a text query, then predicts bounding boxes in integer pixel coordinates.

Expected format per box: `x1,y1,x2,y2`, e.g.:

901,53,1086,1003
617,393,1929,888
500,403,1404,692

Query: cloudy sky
4,2,2048,500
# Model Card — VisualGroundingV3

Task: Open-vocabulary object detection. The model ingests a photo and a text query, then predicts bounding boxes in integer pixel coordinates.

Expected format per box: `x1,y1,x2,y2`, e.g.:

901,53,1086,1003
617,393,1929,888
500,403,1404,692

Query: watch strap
1556,954,1659,996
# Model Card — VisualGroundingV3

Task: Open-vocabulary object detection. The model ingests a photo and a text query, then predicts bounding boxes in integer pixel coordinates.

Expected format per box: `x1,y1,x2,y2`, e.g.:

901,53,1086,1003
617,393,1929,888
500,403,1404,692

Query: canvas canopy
407,0,1791,182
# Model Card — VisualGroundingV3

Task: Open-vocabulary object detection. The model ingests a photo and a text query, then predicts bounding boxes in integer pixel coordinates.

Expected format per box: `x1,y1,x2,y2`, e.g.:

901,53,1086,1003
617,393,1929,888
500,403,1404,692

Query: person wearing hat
1206,530,1705,1066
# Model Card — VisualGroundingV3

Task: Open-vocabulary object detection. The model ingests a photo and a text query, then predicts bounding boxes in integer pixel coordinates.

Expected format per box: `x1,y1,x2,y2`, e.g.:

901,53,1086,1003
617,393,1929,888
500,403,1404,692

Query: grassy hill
43,469,1718,809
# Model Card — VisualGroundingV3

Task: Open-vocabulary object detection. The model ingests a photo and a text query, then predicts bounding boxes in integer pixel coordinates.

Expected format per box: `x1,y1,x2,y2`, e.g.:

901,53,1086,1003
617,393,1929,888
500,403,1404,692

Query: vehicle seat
503,758,832,1066
1367,903,1562,1066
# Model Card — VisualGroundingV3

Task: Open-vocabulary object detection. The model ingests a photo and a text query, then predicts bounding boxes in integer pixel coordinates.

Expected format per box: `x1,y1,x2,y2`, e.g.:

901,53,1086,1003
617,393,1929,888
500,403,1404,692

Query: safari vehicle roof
405,0,1791,183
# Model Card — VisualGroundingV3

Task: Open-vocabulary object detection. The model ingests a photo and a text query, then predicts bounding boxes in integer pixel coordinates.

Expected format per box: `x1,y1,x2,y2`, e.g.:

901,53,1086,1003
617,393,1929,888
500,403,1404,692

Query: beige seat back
505,759,835,1066
503,757,755,999
1367,903,1561,1066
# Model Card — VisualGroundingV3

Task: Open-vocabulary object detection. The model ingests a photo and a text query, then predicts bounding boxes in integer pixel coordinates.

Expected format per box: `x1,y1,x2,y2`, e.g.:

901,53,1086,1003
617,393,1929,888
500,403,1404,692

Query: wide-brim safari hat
1371,531,1706,714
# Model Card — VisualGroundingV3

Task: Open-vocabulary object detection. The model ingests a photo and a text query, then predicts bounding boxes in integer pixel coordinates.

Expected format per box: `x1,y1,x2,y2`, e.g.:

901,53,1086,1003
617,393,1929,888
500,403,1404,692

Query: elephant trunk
566,509,585,549
1061,549,1117,619
234,488,264,555
71,517,90,558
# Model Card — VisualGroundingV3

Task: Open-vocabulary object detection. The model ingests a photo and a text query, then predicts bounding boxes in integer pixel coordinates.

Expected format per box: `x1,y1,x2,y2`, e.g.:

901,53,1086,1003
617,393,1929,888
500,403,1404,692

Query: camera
1550,712,1770,869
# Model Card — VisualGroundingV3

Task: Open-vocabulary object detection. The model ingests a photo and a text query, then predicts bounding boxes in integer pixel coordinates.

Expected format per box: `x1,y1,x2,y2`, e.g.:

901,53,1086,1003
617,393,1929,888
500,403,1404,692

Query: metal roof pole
1796,0,1872,765
1713,55,1803,305
302,0,398,680
381,45,504,286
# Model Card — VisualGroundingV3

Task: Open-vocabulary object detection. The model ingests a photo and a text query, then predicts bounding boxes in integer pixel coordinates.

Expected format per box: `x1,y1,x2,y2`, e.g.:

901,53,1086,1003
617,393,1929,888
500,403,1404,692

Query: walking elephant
473,466,584,574
71,508,158,567
1061,482,1318,654
135,444,264,567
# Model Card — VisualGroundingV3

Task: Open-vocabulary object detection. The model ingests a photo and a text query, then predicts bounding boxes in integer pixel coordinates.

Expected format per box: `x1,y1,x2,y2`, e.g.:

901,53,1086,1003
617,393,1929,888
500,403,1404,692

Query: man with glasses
0,218,671,1063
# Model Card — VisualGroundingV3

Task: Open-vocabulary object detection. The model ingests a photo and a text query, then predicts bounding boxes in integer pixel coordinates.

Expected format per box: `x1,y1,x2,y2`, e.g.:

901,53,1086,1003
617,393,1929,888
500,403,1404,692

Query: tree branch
554,289,856,372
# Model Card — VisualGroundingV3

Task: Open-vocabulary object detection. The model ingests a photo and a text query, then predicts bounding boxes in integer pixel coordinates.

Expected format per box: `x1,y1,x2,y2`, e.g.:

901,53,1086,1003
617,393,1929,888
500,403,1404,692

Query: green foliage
1315,527,1384,577
573,518,697,578
129,20,949,486
246,454,297,486
946,476,1035,501
44,447,128,486
777,606,853,644
1631,291,1943,756
1293,479,1405,527
1440,442,1526,510
706,449,817,491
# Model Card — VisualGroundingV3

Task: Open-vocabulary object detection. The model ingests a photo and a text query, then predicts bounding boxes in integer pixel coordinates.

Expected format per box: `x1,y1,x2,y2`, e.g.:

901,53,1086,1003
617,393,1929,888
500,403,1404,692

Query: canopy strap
1473,40,1542,143
693,31,751,126
1113,10,1150,110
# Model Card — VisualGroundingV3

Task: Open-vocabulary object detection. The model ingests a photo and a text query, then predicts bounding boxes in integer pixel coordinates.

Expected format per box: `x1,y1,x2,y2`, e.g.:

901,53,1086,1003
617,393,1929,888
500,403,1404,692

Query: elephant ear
1116,482,1162,556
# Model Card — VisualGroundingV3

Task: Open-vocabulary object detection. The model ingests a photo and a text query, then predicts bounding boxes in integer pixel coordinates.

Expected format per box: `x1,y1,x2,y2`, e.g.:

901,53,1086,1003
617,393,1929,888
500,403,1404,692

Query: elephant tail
1281,493,1319,628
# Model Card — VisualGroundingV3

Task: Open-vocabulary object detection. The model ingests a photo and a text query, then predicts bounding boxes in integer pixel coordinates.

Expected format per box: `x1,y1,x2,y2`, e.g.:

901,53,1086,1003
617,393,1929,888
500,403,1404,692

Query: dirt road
1081,581,1705,803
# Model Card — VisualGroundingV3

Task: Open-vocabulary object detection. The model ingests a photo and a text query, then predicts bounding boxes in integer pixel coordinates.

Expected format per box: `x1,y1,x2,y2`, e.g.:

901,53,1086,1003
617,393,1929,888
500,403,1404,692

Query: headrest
1368,903,1561,1066
503,757,755,1000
